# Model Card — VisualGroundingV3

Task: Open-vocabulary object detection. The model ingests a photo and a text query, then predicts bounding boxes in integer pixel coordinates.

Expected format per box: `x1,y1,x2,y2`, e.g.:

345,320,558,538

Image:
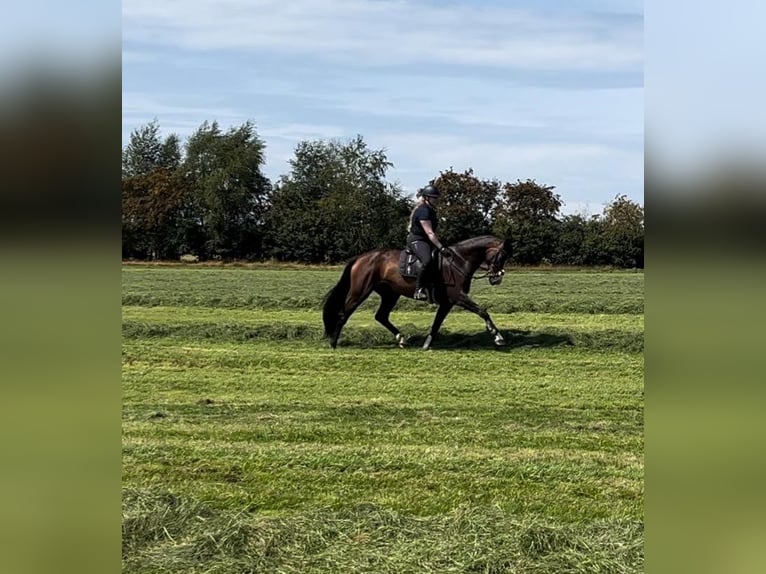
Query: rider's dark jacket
407,203,438,245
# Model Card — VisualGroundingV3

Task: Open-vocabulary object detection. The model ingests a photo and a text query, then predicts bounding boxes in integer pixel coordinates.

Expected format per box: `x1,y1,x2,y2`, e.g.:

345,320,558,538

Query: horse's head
451,235,512,285
485,237,512,285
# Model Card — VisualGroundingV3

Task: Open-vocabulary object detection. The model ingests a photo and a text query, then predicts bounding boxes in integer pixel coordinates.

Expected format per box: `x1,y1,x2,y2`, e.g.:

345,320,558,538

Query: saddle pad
398,249,421,278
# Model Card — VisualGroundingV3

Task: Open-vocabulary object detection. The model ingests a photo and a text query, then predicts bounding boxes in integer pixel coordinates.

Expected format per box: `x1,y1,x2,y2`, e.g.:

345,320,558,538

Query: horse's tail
322,257,357,337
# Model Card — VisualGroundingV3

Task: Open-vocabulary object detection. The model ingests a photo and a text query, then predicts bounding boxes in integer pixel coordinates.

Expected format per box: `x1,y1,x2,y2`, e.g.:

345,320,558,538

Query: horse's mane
451,235,501,250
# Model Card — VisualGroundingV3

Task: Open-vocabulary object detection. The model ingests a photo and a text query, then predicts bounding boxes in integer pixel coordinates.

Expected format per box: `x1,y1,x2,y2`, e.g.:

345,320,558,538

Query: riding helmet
420,184,441,198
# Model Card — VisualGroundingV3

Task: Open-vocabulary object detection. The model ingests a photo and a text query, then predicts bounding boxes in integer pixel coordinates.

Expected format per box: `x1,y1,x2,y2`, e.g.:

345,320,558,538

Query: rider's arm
419,220,444,251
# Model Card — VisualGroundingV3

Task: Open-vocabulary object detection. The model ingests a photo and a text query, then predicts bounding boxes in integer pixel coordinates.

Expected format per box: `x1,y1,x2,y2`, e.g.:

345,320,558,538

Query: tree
264,135,411,262
122,168,190,259
552,213,587,265
431,168,501,244
182,120,271,259
122,119,181,178
600,194,644,268
551,213,614,266
122,120,187,259
493,179,562,264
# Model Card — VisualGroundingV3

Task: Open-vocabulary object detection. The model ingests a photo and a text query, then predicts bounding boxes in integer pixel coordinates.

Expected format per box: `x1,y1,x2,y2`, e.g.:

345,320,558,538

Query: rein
440,251,467,286
471,267,493,281
442,245,506,283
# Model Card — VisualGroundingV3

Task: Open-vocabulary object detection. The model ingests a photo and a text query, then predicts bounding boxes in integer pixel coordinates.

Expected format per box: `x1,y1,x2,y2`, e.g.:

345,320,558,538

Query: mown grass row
122,266,643,573
123,337,643,521
123,489,643,574
122,266,644,314
122,307,643,352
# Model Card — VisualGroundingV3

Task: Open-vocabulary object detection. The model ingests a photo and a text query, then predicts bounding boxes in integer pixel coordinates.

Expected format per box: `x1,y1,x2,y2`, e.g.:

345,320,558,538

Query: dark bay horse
322,235,512,350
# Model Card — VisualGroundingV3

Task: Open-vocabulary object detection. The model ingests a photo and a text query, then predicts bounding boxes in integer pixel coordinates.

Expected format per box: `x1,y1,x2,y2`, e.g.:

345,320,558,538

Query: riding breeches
407,237,434,288
407,237,433,267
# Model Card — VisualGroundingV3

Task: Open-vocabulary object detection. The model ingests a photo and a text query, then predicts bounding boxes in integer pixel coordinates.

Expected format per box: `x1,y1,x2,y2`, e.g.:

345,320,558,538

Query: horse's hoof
422,335,433,350
396,333,408,348
494,334,506,346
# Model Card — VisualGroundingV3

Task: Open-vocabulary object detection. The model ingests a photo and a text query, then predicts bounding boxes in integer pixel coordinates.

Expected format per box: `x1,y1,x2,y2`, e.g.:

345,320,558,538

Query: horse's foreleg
422,303,453,350
454,293,505,346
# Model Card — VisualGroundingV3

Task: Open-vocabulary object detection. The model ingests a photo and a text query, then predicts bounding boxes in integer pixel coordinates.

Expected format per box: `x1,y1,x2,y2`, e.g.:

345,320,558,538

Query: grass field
122,265,644,573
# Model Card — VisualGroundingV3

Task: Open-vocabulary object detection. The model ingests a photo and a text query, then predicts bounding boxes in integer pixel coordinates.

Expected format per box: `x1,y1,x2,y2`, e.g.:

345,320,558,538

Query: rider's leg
409,241,432,300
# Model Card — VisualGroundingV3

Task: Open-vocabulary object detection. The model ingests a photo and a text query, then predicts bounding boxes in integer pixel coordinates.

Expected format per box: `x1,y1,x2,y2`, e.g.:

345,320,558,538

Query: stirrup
414,288,428,301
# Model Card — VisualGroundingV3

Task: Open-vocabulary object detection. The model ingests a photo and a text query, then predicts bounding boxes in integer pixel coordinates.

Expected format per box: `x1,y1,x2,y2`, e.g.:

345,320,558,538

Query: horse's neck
460,245,489,272
456,237,504,271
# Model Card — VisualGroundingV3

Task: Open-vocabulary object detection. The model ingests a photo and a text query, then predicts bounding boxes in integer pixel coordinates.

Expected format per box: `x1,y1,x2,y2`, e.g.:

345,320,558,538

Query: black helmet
420,184,441,198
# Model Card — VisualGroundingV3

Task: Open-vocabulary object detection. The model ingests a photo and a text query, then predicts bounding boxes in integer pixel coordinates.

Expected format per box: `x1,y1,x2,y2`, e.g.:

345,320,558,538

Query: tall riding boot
414,269,428,300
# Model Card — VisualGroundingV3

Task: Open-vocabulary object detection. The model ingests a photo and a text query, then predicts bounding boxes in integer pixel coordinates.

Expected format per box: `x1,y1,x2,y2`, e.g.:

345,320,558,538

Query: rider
406,184,454,301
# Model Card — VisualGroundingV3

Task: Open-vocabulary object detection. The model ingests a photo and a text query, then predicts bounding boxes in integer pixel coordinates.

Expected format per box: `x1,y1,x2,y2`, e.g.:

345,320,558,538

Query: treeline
122,120,643,267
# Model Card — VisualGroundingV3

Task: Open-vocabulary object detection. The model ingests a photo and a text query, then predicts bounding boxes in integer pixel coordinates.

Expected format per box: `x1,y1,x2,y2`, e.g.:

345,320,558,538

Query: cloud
258,123,347,142
121,1,643,207
122,92,232,117
381,131,623,174
122,51,156,63
122,91,348,140
121,89,642,207
367,130,642,203
121,90,352,176
336,82,641,138
122,91,252,143
123,0,641,72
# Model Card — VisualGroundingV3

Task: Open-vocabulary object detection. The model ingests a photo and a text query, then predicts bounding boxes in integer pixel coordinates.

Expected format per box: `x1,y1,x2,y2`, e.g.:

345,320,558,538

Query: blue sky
122,0,643,215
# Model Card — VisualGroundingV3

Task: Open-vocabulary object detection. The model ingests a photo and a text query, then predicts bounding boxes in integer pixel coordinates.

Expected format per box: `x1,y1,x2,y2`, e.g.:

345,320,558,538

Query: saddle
398,247,440,279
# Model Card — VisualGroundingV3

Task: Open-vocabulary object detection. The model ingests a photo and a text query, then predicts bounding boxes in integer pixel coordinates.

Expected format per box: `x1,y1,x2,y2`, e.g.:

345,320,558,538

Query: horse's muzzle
489,269,505,285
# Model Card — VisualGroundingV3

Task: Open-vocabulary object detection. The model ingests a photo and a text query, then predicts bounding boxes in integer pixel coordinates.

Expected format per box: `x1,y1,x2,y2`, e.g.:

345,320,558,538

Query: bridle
443,243,508,285
472,246,507,284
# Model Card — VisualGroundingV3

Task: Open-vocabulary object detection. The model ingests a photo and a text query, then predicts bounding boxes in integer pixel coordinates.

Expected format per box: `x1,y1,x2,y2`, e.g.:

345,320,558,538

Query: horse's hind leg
330,280,374,349
373,285,405,346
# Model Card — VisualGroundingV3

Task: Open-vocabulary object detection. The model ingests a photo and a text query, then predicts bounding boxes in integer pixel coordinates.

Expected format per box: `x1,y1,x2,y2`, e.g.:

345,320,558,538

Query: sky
122,0,644,215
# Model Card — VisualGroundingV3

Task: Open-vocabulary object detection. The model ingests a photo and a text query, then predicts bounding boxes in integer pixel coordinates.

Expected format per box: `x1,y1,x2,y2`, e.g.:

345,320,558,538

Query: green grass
122,265,643,573
122,266,644,314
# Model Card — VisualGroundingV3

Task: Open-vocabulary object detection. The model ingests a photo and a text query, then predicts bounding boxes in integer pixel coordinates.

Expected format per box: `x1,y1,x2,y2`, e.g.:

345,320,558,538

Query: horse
322,235,512,350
